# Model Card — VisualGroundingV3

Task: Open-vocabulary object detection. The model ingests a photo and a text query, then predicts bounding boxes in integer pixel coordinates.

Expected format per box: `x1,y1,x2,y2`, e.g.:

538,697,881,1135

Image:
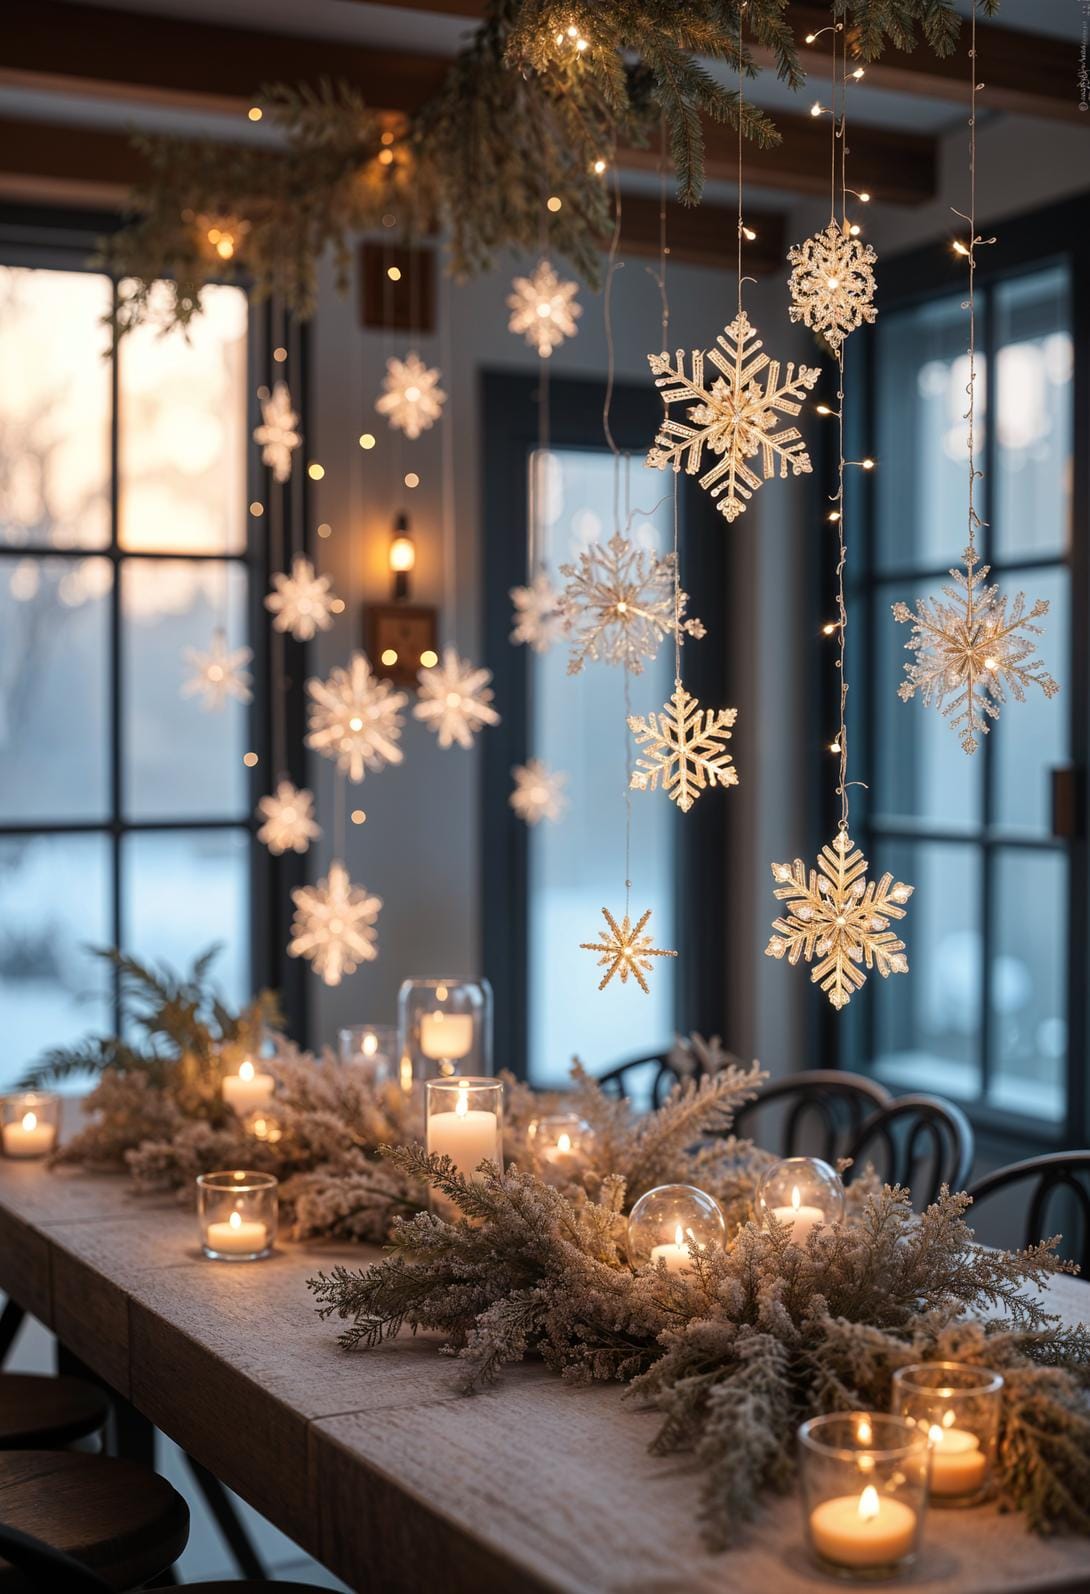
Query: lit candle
810,1484,918,1570
2,1110,56,1160
650,1223,693,1275
771,1184,825,1244
222,1058,275,1114
542,1131,575,1169
204,1208,269,1257
419,1011,474,1063
426,1081,498,1181
927,1415,986,1497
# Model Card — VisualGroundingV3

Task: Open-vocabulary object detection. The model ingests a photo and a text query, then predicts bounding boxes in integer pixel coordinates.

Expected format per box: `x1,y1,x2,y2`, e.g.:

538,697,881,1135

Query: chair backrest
733,1070,892,1161
0,1523,111,1592
596,1052,680,1111
967,1152,1090,1272
845,1094,975,1206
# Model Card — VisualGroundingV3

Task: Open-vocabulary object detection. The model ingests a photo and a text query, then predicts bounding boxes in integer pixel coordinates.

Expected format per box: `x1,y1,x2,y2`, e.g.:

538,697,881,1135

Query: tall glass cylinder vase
398,978,493,1084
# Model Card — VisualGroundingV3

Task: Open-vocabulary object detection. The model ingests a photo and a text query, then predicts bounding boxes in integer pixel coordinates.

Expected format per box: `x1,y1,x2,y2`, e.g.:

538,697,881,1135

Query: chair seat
0,1451,188,1591
0,1375,109,1450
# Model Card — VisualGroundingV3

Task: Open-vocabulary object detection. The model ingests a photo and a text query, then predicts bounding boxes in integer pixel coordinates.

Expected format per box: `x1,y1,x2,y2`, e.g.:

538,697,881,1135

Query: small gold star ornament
580,906,676,995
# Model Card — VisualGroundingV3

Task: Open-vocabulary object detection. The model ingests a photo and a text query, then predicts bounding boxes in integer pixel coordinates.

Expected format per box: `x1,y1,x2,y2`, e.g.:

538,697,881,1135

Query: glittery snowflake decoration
506,260,582,358
580,906,677,995
256,780,320,856
306,652,407,782
628,683,738,812
375,351,446,439
265,556,337,642
787,220,877,351
891,547,1059,755
181,629,252,710
558,532,704,677
510,569,565,653
647,311,820,523
413,647,500,749
253,380,302,483
288,861,381,987
509,759,567,826
765,832,913,1011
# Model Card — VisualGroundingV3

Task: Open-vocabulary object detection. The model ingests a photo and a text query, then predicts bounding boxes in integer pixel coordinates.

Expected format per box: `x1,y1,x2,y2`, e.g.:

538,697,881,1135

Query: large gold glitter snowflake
306,652,407,781
288,861,381,986
647,311,820,523
892,547,1059,755
787,220,877,350
507,260,581,357
765,832,913,1011
375,352,446,439
628,683,738,812
580,906,676,995
559,532,704,676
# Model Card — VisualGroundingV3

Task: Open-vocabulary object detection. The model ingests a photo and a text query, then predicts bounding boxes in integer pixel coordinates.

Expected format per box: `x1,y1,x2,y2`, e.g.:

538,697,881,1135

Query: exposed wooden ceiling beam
618,193,785,275
0,1,933,204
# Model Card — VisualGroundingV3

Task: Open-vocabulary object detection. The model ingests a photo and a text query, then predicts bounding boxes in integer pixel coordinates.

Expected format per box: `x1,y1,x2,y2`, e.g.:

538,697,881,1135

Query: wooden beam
1,2,936,204
617,193,785,275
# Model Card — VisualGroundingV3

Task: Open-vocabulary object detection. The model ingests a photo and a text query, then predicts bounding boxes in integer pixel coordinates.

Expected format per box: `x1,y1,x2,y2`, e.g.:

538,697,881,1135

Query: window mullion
978,285,998,1108
109,278,123,1032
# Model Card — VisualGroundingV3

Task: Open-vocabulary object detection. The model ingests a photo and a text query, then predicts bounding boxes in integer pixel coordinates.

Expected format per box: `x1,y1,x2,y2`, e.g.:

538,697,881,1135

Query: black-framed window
0,211,303,1082
482,370,730,1082
845,192,1090,1147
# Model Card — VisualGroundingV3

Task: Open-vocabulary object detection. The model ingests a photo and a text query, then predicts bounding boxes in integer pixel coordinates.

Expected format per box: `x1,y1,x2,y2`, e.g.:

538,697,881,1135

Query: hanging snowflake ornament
559,531,704,676
892,547,1059,755
265,555,338,642
647,311,820,523
510,569,565,653
765,832,913,1011
375,351,446,439
288,861,381,987
253,380,301,483
181,629,252,710
506,260,582,358
413,647,500,749
787,220,877,351
509,759,568,826
256,780,320,856
306,652,407,781
580,906,677,995
628,683,738,812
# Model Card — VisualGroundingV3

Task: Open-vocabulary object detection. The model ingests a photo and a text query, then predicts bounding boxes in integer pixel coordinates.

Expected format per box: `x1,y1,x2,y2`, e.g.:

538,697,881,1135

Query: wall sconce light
368,510,438,686
389,512,416,601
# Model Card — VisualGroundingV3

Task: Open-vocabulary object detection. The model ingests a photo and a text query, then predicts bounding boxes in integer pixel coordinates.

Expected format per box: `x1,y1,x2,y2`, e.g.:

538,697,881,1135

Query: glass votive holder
221,1056,276,1116
1,1092,59,1160
755,1156,845,1244
626,1183,726,1274
425,1077,503,1216
398,977,492,1083
338,1024,397,1083
527,1113,594,1185
891,1362,1003,1505
799,1412,929,1580
197,1171,278,1261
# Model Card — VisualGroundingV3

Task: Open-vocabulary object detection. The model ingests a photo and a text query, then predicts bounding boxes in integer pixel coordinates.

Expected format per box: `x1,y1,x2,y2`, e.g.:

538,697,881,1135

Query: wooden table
1,1152,1089,1594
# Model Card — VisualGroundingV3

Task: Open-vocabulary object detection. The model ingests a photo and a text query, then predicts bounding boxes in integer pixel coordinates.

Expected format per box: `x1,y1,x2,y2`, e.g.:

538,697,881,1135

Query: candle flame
791,1185,801,1213
856,1416,872,1445
942,1408,956,1428
436,984,448,1001
456,1082,469,1118
929,1423,945,1446
21,1111,37,1132
239,1059,255,1082
399,1055,414,1093
229,1210,242,1231
674,1223,685,1248
858,1484,880,1522
557,1132,572,1154
252,1118,268,1139
363,1032,378,1056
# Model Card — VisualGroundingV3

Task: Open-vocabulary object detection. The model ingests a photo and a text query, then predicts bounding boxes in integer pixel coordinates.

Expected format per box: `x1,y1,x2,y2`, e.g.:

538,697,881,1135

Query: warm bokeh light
389,534,416,573
243,751,259,767
404,472,419,489
420,649,438,669
381,648,399,666
351,809,367,825
359,433,376,450
308,462,325,481
317,522,332,538
248,106,263,122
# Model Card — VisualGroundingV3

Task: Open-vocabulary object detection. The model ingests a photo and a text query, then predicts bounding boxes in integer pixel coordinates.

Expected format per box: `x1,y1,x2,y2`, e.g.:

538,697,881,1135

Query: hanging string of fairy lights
766,19,913,1013
891,5,1059,752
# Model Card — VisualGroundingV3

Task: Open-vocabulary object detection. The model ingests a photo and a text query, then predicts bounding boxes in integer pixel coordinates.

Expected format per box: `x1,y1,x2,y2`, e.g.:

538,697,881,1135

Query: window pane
122,559,249,820
992,566,1068,834
122,829,250,1008
528,450,676,1087
988,847,1065,1123
870,841,982,1103
0,554,111,823
118,284,248,554
994,266,1072,564
0,833,112,1089
0,266,112,553
875,295,981,574
873,579,982,829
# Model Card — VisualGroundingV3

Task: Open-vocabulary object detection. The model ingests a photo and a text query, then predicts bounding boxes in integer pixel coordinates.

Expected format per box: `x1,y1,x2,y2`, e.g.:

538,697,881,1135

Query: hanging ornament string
439,242,457,643
270,305,288,782
962,3,983,578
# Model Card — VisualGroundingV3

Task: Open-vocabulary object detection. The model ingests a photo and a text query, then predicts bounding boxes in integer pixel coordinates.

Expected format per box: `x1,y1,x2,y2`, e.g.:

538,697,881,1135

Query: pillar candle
427,1092,498,1181
222,1059,275,1114
205,1209,269,1256
771,1184,825,1244
650,1224,693,1275
2,1111,55,1159
419,1011,474,1062
928,1423,986,1497
810,1486,917,1569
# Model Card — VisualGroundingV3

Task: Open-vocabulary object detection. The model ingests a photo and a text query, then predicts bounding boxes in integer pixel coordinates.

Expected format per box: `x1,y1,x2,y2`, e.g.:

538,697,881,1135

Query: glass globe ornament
626,1183,726,1274
755,1156,845,1244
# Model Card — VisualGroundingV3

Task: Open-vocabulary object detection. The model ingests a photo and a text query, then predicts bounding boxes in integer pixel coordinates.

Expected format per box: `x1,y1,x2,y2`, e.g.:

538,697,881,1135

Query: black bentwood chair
845,1094,975,1207
597,1051,681,1110
968,1152,1090,1272
733,1070,892,1162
